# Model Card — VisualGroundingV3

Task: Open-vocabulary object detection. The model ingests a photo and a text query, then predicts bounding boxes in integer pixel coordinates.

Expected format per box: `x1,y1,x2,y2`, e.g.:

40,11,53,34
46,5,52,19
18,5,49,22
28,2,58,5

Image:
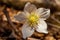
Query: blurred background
0,0,60,40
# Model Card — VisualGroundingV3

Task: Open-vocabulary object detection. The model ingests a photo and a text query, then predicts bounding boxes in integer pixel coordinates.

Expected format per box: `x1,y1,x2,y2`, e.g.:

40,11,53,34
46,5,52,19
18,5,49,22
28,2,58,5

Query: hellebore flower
14,2,50,39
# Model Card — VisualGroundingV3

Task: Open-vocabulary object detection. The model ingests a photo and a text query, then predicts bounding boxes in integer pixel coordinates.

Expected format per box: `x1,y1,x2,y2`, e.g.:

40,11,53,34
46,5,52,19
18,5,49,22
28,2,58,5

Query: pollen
28,12,39,26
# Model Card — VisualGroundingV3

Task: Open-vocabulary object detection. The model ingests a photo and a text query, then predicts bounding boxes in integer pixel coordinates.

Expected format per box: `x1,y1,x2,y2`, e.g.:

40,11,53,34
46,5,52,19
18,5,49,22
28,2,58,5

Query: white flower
14,2,50,39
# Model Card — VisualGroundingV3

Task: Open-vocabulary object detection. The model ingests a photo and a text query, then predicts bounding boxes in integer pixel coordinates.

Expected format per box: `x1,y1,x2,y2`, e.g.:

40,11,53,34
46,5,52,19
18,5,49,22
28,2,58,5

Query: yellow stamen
28,12,39,27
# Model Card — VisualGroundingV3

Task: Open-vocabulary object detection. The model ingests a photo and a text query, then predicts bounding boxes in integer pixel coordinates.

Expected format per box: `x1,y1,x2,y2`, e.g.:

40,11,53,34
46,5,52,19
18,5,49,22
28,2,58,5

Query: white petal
36,19,48,34
22,22,34,39
24,2,37,13
14,12,27,23
36,8,50,20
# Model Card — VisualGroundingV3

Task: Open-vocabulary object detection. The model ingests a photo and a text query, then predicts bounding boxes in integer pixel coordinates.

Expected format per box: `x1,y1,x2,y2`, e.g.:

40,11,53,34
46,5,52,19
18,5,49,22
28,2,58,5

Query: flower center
28,12,39,26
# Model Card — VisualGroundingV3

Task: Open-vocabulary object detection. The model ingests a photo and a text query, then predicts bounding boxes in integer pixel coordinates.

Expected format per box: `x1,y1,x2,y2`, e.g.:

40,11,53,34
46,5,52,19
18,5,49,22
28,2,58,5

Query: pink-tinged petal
14,12,27,23
36,8,50,20
24,2,37,13
22,22,34,39
36,19,48,34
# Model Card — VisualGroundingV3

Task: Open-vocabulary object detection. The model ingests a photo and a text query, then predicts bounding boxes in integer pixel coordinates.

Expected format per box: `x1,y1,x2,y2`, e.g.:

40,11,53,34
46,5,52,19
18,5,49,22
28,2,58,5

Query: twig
51,14,60,24
47,22,60,29
3,6,21,38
